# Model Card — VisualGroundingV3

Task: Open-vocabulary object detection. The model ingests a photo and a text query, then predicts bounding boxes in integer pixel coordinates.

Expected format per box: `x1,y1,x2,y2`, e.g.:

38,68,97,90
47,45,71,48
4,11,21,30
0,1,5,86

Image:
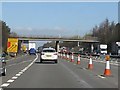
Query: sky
1,1,118,38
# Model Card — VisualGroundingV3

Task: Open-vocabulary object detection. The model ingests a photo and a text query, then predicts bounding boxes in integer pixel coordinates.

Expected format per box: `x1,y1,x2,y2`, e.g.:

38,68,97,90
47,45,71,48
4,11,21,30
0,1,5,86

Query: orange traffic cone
71,53,74,62
77,54,80,64
88,56,93,69
66,53,69,60
104,55,111,76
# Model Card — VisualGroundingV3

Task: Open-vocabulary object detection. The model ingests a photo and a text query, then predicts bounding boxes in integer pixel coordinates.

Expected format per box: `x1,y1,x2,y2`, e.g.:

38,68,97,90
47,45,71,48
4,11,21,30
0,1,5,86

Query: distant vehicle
0,53,6,76
22,45,27,53
100,44,107,54
29,48,36,55
40,47,58,63
29,42,36,50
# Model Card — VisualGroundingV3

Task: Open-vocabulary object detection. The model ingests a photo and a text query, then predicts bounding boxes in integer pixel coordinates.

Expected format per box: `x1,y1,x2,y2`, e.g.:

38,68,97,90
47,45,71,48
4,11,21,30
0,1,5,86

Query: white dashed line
16,74,21,77
1,54,38,88
1,83,10,87
12,77,18,80
7,80,14,83
18,72,23,74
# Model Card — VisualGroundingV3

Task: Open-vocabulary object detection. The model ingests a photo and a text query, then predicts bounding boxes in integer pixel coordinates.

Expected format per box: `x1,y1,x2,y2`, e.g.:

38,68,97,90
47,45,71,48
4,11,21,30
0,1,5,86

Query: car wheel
2,68,6,76
40,59,43,63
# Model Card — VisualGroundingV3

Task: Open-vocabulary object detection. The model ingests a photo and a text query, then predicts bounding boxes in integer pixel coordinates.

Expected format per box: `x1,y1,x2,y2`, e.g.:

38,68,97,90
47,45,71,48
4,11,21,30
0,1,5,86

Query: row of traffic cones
59,53,111,76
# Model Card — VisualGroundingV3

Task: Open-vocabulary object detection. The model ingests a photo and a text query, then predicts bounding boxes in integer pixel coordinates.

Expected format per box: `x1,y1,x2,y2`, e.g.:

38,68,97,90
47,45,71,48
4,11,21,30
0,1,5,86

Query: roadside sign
7,38,18,53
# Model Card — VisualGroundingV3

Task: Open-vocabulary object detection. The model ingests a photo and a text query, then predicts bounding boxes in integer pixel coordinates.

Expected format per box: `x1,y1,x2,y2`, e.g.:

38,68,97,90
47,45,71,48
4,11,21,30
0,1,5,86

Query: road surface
0,53,118,88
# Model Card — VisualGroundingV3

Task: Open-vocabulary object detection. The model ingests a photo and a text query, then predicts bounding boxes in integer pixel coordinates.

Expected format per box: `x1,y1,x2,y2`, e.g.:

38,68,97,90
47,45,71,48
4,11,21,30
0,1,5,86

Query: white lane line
19,72,23,74
1,54,38,88
12,76,18,80
83,68,87,70
16,74,21,77
60,62,92,88
7,80,14,83
1,83,10,87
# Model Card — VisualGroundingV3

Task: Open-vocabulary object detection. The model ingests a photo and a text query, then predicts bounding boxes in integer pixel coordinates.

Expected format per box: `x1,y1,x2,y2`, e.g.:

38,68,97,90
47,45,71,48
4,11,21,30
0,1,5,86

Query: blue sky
1,2,118,37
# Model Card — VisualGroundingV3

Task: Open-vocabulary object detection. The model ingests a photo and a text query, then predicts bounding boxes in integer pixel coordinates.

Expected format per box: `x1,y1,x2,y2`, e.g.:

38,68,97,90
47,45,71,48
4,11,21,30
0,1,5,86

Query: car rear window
43,50,55,52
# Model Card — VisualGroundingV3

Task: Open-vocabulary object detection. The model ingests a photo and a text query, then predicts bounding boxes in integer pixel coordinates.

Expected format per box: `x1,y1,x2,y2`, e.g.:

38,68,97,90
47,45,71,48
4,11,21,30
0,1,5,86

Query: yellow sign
22,45,27,52
105,55,110,61
7,38,18,53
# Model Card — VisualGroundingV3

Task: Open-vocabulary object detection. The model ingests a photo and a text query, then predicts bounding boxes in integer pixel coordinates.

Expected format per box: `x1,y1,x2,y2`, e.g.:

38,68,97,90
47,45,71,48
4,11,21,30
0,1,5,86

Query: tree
0,21,11,52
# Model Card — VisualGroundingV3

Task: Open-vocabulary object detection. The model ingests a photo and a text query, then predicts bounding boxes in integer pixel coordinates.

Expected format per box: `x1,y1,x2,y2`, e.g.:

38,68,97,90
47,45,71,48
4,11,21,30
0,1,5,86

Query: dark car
29,48,36,55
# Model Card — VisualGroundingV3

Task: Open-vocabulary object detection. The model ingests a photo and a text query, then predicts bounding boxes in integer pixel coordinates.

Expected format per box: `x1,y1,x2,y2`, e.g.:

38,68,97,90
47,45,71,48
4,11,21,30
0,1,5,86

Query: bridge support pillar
77,41,80,47
55,41,59,52
91,44,94,53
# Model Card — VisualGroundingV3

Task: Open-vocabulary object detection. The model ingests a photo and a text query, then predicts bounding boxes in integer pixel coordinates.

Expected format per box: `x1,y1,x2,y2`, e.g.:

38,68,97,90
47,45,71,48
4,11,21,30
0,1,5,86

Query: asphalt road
0,53,118,88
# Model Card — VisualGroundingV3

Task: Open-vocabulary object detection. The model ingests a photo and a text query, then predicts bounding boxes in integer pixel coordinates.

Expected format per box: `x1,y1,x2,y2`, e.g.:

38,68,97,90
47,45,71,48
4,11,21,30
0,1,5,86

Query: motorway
0,53,119,88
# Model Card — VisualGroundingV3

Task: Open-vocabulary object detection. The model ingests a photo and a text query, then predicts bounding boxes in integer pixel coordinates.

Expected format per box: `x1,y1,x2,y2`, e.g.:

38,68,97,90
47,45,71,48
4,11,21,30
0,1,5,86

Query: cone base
88,64,93,69
77,61,80,64
104,69,111,76
71,59,74,62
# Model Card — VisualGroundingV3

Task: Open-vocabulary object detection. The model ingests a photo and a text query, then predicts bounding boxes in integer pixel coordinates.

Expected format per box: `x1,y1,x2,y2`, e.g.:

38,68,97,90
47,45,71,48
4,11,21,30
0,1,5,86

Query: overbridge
10,36,99,52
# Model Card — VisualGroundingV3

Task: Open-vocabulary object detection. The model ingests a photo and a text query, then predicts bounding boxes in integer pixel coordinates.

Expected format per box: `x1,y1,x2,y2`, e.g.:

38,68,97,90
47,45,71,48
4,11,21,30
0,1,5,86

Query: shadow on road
35,61,56,64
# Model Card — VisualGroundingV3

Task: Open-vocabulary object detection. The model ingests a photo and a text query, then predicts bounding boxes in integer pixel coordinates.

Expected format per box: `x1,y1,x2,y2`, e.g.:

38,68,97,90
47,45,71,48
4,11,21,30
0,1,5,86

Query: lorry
29,41,36,50
111,42,120,55
100,44,107,54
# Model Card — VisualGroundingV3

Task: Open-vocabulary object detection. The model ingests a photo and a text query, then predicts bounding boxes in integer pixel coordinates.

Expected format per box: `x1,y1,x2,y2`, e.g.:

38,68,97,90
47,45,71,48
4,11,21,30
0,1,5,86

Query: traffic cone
88,56,93,69
71,53,74,62
77,54,80,64
104,55,111,76
66,53,69,60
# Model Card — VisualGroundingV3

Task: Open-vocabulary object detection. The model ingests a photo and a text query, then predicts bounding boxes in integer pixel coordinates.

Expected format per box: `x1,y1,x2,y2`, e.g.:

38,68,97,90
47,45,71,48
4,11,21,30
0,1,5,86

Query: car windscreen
42,50,55,52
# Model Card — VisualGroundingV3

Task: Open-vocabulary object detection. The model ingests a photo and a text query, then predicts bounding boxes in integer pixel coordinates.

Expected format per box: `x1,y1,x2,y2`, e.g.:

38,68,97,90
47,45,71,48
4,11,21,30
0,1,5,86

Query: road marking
1,54,38,88
1,83,10,87
19,72,23,74
7,80,14,83
83,68,87,70
97,75,106,79
73,64,76,65
12,77,18,79
16,74,21,77
60,62,92,88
